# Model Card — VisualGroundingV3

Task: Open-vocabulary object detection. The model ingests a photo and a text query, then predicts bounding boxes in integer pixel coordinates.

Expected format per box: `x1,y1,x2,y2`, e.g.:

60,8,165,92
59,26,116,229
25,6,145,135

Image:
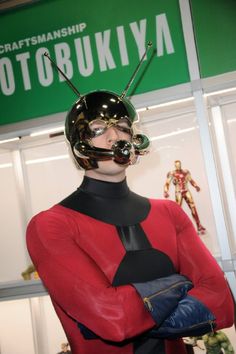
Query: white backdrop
0,96,235,354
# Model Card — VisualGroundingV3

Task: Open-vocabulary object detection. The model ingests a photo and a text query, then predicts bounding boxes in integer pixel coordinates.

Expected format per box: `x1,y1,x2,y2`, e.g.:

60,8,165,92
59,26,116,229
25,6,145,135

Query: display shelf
0,279,47,301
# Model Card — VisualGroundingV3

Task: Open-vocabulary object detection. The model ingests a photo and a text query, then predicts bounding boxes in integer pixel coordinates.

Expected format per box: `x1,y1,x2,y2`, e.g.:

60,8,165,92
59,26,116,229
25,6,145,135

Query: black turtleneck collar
79,176,130,198
59,176,150,226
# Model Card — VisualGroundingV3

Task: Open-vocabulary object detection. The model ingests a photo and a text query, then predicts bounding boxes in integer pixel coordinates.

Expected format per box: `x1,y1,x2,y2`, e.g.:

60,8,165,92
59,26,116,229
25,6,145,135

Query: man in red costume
164,160,206,234
26,90,234,354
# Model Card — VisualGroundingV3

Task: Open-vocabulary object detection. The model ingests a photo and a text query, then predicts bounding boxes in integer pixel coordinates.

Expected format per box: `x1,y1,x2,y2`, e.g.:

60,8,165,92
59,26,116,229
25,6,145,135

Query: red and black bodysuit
26,176,234,354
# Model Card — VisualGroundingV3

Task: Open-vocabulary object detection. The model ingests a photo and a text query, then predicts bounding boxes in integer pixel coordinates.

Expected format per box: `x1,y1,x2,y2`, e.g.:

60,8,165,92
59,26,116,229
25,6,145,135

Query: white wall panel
128,104,219,255
0,152,28,282
0,299,35,354
22,141,83,217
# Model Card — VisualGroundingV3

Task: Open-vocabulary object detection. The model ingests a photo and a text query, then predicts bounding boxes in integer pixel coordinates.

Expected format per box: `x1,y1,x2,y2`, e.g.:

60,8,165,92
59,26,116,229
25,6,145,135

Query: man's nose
106,126,120,145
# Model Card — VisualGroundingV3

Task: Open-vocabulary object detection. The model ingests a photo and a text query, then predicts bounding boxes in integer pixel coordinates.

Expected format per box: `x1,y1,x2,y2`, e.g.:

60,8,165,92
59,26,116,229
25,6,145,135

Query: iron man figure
164,160,206,234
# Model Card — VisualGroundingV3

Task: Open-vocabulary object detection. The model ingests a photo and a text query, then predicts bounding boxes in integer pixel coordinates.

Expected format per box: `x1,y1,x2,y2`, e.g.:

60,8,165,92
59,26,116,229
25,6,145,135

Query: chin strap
74,140,133,165
73,135,150,165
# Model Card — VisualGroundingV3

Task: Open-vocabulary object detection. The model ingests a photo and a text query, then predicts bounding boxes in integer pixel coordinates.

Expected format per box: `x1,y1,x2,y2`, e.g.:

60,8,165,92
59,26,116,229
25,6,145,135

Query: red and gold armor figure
164,160,206,234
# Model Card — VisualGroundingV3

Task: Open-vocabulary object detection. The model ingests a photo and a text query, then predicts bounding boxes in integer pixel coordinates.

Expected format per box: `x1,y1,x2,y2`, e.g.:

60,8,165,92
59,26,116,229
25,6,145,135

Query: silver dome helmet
44,43,151,170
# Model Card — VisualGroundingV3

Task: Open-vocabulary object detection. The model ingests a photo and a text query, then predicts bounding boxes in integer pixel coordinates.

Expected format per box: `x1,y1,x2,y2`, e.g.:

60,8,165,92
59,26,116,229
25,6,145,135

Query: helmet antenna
120,41,152,99
44,52,82,99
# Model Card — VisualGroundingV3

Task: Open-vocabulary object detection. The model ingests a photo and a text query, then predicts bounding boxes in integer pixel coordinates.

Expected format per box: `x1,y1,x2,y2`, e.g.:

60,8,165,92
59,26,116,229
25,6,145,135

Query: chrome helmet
44,42,152,170
65,90,149,169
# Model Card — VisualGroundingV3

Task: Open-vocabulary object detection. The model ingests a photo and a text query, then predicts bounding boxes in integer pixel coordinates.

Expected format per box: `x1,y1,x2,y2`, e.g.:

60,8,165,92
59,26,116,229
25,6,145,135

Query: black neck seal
59,176,150,226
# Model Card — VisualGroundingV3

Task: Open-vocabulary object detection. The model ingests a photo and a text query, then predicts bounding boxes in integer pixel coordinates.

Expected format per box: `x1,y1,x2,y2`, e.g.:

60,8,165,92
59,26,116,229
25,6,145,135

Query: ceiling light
30,126,64,137
204,87,236,97
0,163,13,169
136,97,194,112
0,137,20,144
25,154,69,165
150,127,196,141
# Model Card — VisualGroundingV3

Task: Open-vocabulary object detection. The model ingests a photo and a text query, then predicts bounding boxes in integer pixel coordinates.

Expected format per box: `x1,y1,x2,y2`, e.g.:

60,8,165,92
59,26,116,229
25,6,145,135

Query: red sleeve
26,209,155,342
169,202,234,330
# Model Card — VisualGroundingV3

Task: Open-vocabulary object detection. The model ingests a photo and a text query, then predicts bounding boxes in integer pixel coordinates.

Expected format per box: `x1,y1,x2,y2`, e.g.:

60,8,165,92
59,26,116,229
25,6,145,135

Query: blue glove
149,295,215,339
133,273,193,325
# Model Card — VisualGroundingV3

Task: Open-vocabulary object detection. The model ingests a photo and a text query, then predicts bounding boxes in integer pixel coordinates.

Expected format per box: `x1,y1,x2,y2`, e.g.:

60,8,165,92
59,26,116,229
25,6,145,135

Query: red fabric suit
26,178,234,354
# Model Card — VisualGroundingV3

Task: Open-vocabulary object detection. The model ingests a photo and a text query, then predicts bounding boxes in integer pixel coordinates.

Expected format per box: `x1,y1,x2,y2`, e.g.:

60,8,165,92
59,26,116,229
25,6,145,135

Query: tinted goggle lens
89,118,132,137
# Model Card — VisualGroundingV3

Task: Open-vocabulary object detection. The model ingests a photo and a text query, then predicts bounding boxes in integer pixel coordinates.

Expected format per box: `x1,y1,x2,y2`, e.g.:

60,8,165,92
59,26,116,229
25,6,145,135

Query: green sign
0,0,189,125
190,0,236,78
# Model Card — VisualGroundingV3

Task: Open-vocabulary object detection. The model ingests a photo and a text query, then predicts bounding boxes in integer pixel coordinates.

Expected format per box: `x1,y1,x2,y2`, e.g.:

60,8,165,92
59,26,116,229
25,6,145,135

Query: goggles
88,117,133,138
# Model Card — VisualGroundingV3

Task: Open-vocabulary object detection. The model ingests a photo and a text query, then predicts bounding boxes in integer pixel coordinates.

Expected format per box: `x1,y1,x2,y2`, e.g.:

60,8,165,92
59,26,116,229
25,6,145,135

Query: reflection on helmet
65,90,150,170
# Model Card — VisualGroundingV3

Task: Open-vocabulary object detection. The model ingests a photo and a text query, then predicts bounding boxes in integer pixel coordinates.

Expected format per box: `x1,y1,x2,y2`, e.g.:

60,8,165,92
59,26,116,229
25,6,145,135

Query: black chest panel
112,224,176,286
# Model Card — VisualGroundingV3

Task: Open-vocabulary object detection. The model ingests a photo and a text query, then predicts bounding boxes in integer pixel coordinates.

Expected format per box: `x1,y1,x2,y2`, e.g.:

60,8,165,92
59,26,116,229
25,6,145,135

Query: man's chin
95,159,128,175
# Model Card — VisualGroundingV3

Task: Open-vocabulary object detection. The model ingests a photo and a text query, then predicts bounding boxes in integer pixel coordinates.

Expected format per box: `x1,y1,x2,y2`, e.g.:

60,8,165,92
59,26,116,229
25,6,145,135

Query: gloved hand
133,273,193,325
149,295,215,339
